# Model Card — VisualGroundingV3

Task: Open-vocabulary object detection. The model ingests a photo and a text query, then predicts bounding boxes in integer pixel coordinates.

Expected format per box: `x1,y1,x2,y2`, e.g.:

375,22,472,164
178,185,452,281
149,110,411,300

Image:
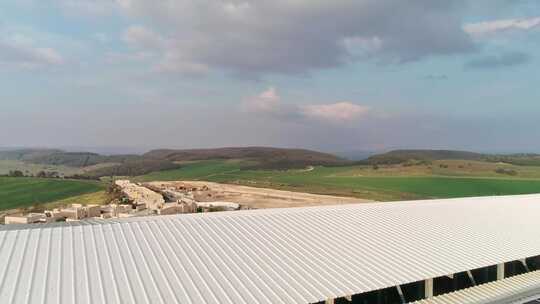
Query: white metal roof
2,194,540,304
413,270,540,304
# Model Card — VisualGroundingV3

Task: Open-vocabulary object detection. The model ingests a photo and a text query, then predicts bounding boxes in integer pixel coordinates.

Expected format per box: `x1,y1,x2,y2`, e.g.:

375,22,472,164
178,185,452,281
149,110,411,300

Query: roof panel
413,270,540,304
1,194,540,303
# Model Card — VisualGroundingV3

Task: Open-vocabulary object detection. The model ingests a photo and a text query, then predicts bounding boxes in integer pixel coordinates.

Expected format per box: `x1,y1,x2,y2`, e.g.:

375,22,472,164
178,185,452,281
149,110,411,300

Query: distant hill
0,149,180,178
0,149,145,167
2,147,347,176
83,159,181,178
366,149,486,165
29,152,142,167
365,149,540,167
144,147,348,169
483,153,540,166
8,146,540,178
0,148,63,161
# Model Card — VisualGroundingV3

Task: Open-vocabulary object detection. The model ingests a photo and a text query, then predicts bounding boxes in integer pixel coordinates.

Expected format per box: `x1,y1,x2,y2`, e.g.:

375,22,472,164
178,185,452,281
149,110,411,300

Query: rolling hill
0,148,63,161
5,147,540,180
0,149,179,178
366,149,485,164
366,149,540,167
1,147,347,177
144,147,349,169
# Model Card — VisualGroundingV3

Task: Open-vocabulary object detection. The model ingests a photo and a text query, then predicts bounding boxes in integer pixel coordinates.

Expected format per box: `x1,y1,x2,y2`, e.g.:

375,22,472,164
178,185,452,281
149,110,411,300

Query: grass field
0,177,104,210
137,160,540,201
3,158,540,211
23,191,111,213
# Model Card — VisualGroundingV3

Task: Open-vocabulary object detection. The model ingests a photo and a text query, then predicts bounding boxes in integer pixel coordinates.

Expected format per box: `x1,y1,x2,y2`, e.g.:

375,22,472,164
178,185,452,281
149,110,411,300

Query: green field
3,158,540,211
0,177,104,210
137,160,540,201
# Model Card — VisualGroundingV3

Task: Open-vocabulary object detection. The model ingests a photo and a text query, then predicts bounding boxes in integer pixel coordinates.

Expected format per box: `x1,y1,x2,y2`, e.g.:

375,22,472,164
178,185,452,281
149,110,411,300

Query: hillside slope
366,149,540,166
144,147,348,169
29,152,141,167
367,149,485,164
2,147,346,176
0,149,179,178
0,149,63,161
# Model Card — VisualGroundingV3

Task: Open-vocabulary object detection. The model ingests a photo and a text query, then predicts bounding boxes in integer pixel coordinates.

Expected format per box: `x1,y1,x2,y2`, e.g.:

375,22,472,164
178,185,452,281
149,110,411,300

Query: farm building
1,194,540,303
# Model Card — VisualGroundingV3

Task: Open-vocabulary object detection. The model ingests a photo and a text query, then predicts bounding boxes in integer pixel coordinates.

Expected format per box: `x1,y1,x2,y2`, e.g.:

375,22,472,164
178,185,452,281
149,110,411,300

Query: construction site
3,180,368,225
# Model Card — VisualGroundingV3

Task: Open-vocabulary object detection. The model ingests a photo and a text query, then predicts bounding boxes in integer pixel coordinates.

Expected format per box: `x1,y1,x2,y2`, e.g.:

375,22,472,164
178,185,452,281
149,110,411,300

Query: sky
1,0,540,154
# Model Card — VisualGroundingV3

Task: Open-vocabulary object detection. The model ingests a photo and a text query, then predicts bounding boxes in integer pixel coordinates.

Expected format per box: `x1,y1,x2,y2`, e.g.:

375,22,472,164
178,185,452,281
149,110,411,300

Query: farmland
137,160,540,201
0,177,104,210
3,147,540,210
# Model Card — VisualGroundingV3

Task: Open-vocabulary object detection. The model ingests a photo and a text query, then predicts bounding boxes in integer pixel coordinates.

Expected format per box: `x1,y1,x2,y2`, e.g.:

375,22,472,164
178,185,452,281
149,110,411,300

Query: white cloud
244,88,370,124
301,102,370,122
0,38,64,68
123,25,167,50
34,47,64,64
244,87,281,113
343,36,383,57
464,16,540,37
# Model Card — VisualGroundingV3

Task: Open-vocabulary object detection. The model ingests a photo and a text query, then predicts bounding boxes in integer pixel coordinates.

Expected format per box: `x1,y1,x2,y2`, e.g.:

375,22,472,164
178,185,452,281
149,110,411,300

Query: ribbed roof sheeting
413,270,540,304
2,194,540,304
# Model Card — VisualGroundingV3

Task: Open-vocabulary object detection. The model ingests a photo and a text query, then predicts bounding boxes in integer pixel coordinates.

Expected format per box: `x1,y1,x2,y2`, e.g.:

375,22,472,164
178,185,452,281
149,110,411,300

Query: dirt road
146,180,372,209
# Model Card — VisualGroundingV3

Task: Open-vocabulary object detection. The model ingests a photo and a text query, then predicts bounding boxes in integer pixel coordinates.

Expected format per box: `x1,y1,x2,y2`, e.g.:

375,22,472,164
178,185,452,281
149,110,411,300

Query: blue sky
1,0,540,153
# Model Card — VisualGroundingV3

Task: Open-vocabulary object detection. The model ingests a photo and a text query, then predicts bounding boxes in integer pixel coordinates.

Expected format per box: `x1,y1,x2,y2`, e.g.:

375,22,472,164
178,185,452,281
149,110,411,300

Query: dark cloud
119,0,475,77
465,51,531,69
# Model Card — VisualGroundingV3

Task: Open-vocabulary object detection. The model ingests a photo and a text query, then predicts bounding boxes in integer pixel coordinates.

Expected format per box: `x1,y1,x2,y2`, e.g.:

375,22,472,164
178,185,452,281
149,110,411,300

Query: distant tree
48,171,59,178
29,202,47,213
8,170,24,177
495,168,518,176
36,171,48,178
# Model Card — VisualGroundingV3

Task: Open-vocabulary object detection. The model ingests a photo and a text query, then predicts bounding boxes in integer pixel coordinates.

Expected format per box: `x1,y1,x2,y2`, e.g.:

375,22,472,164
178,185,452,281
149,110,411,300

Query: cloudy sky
1,0,540,153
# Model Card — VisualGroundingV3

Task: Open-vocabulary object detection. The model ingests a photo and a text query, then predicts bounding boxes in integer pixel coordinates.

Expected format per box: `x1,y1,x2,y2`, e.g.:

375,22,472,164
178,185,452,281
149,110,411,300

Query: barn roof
1,194,540,303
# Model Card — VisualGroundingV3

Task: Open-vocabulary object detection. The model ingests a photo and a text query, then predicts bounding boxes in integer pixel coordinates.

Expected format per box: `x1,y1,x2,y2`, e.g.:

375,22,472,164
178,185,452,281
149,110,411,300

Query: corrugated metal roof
413,270,540,304
2,194,540,304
